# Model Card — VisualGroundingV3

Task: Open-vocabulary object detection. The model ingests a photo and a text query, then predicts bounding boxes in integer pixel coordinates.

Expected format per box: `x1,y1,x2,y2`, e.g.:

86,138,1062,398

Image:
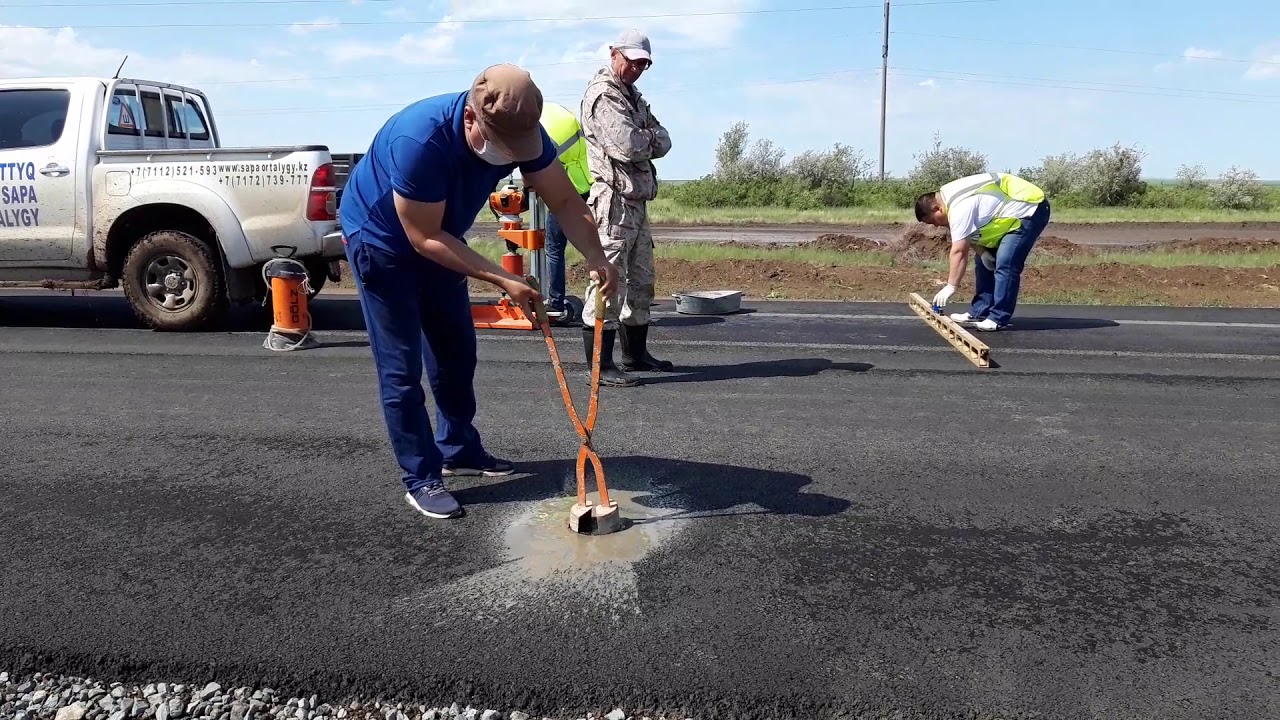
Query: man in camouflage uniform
578,29,673,388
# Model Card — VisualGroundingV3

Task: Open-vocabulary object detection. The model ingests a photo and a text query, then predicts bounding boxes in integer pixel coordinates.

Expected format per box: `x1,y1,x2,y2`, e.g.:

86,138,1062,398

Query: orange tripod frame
472,184,546,331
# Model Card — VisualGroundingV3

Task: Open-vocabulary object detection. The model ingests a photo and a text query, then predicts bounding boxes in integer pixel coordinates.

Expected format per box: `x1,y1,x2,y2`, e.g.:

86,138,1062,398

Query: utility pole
878,0,890,181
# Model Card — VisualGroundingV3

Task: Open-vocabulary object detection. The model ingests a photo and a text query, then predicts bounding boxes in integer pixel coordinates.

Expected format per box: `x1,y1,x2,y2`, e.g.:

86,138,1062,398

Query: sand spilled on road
387,482,691,626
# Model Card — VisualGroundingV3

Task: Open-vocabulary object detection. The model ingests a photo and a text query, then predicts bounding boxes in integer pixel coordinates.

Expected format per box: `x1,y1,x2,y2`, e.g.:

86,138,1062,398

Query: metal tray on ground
671,290,744,315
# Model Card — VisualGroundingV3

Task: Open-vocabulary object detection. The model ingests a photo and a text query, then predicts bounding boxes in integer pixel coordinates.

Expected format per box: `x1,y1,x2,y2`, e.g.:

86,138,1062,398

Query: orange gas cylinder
261,258,318,351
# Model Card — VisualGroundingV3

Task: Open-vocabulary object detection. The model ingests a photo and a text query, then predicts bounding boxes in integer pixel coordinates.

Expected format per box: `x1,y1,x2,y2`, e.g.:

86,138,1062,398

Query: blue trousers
345,236,487,492
543,192,589,311
970,200,1052,325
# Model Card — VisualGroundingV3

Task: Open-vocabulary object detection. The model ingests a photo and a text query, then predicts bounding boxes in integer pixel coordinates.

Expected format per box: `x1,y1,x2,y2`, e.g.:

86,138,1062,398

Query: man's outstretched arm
389,135,541,314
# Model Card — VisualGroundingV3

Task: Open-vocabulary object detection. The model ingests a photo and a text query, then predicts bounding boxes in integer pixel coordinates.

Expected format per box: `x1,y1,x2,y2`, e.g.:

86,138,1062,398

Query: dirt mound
887,224,950,262
1034,235,1095,258
800,234,887,253
331,256,1279,306
1131,237,1280,254
570,258,1279,306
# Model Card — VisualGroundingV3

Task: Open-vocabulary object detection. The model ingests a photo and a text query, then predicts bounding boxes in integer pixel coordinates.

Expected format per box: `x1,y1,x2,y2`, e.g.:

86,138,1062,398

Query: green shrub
659,123,1275,212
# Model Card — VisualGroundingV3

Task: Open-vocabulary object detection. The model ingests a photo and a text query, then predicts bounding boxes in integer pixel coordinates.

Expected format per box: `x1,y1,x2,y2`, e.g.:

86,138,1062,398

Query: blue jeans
544,192,589,310
970,200,1051,325
344,236,487,492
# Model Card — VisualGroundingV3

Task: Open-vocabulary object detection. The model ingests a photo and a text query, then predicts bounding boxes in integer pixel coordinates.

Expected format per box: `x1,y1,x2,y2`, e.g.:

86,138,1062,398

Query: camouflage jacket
579,66,672,202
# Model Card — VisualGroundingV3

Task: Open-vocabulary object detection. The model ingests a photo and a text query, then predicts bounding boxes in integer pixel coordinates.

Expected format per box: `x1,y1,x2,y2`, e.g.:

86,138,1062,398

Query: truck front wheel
121,230,226,332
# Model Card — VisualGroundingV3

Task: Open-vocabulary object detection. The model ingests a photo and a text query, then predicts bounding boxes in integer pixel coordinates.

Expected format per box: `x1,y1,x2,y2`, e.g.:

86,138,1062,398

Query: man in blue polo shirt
339,64,619,521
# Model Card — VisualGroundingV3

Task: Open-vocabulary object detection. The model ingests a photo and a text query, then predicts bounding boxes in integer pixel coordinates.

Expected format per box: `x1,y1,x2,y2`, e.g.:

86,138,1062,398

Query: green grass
918,250,1280,272
464,238,891,267
466,238,1279,270
1050,250,1280,268
474,200,1280,226
642,200,1280,226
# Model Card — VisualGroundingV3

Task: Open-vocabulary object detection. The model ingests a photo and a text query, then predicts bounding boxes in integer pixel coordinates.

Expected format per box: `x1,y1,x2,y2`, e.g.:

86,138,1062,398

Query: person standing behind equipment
578,29,673,387
339,63,619,521
914,171,1051,331
538,101,593,323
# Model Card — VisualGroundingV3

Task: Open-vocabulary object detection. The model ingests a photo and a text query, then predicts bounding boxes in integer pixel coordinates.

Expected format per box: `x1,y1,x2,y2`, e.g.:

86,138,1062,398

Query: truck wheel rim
143,255,197,312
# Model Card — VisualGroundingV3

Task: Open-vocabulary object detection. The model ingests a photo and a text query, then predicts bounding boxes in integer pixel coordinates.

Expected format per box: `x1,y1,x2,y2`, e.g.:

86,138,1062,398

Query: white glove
932,284,956,308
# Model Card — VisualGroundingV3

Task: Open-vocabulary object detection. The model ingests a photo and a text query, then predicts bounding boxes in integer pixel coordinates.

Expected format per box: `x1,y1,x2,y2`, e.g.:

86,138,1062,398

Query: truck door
0,83,80,262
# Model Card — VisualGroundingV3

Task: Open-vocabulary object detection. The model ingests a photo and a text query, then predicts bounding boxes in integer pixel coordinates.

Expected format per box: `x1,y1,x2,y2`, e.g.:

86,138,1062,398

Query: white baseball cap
611,29,652,62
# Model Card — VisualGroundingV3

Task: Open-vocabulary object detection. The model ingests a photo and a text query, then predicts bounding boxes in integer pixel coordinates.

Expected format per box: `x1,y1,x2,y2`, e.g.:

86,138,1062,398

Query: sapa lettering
1,185,37,204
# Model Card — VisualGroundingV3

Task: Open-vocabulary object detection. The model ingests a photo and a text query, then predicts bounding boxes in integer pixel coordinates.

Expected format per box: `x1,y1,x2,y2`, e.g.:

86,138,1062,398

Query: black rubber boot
583,326,639,387
618,323,674,372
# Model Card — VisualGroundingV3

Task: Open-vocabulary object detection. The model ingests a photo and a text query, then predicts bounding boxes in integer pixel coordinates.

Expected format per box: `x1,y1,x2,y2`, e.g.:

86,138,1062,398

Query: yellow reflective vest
939,172,1046,248
540,102,592,196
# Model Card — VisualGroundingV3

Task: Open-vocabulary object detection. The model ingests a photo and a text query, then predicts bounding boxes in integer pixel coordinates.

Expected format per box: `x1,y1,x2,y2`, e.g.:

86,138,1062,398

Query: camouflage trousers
581,187,655,330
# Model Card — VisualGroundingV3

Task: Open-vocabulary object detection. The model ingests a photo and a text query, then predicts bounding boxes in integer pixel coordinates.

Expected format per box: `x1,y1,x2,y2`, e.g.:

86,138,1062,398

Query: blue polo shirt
338,91,558,258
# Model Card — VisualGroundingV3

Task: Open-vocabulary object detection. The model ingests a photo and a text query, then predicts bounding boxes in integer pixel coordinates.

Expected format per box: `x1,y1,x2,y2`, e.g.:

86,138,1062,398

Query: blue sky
4,0,1280,180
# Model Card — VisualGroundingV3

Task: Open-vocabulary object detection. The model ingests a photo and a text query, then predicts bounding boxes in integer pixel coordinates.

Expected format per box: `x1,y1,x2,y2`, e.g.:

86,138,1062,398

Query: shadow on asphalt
640,358,873,384
0,294,368,332
454,455,852,520
1005,317,1121,331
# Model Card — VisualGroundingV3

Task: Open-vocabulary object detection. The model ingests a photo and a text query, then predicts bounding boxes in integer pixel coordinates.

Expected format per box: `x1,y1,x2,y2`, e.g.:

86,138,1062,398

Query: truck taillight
307,162,337,221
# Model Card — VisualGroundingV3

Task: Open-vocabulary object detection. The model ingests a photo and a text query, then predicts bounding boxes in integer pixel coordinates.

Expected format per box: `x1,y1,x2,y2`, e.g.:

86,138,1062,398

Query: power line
891,30,1280,68
889,68,1280,105
214,60,1280,117
186,31,878,86
216,68,882,116
4,0,1000,30
894,65,1280,101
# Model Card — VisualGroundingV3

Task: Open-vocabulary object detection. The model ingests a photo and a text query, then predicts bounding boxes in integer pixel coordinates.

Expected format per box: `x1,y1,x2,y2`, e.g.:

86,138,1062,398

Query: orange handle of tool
529,280,610,508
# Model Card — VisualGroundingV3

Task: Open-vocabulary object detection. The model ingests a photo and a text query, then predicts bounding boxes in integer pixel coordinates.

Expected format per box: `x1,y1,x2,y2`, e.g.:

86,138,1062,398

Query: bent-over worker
579,29,673,387
915,172,1051,331
338,64,619,521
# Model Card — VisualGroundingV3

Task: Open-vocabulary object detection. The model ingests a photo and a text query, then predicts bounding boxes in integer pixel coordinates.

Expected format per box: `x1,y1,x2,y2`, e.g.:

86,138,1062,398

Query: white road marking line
650,311,1280,329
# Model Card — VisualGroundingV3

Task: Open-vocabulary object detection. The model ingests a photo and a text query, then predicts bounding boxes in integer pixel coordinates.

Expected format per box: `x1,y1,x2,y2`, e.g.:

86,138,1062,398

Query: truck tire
121,229,226,332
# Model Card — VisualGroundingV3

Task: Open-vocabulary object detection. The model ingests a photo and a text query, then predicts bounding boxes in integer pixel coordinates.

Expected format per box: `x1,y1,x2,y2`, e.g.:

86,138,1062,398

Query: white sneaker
973,318,1004,331
949,312,978,324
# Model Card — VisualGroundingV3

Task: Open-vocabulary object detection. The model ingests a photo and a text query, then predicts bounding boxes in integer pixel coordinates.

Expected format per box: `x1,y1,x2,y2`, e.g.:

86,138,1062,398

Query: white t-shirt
939,172,1041,246
946,193,1004,246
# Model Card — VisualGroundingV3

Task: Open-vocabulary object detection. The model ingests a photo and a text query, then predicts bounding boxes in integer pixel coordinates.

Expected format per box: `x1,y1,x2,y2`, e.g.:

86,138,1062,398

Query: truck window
139,91,167,138
108,90,143,136
0,88,69,150
166,95,210,141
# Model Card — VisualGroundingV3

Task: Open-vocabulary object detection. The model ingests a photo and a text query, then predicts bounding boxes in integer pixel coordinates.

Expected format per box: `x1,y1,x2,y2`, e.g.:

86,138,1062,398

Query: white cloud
330,17,461,66
0,25,302,89
289,17,341,36
1184,46,1224,62
1244,44,1280,79
1155,45,1225,73
443,0,750,51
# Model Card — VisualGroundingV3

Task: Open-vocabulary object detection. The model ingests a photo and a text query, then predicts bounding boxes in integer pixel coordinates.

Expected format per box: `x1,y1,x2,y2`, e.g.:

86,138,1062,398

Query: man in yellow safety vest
538,101,593,322
914,171,1051,331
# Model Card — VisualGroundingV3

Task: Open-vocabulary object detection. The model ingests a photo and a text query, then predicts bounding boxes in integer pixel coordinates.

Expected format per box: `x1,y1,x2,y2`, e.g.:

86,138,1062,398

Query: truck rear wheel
121,229,226,332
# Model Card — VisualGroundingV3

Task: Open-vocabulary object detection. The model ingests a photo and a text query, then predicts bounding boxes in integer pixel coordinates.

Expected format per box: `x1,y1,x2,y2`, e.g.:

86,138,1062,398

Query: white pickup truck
0,75,345,331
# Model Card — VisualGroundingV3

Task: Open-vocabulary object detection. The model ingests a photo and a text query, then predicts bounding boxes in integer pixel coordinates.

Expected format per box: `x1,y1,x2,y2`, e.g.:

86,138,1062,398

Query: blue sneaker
441,453,515,478
404,480,463,519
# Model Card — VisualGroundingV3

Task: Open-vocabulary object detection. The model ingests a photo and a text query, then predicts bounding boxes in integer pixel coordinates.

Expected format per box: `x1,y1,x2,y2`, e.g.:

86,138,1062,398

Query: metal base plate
568,501,624,536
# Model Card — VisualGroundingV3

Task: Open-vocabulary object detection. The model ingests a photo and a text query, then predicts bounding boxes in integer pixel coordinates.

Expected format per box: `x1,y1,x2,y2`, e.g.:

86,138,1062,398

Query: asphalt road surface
1,291,1278,720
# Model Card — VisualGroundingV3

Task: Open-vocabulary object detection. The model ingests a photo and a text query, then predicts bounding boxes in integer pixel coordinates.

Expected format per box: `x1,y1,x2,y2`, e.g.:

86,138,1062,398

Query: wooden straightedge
907,292,991,368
